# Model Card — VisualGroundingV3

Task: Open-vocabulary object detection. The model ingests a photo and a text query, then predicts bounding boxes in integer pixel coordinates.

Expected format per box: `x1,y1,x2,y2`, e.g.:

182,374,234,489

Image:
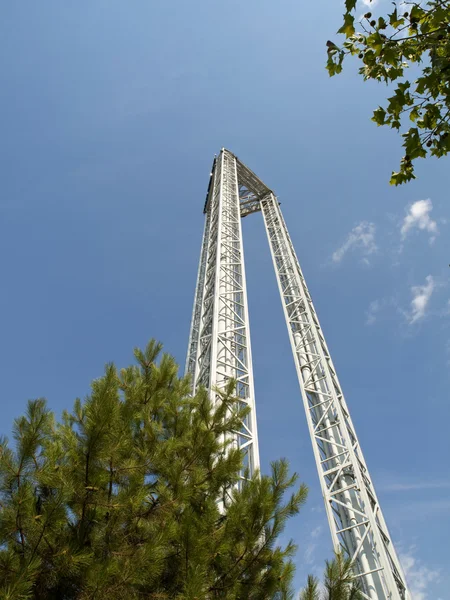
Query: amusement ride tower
185,148,410,600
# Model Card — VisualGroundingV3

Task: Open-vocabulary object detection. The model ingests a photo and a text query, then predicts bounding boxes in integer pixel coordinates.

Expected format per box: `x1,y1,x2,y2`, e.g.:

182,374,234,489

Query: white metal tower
186,148,410,600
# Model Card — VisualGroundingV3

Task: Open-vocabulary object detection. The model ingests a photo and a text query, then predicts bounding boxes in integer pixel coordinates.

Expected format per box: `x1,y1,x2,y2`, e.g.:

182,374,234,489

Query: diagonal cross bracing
187,149,260,484
186,149,410,600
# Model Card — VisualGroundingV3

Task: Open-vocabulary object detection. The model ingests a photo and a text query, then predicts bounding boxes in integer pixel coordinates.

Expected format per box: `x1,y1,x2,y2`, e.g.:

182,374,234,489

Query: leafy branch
327,0,450,184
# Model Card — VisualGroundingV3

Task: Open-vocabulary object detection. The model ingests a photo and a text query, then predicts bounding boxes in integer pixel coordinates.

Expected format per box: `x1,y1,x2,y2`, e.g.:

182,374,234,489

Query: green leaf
387,66,404,81
345,0,357,11
420,18,431,35
397,81,410,93
410,5,426,22
390,169,415,186
383,45,400,67
410,106,420,123
421,103,440,129
338,13,355,38
326,51,345,77
389,171,403,186
433,132,450,157
372,107,387,125
387,93,403,118
366,32,384,56
415,76,428,95
404,127,426,160
389,8,404,29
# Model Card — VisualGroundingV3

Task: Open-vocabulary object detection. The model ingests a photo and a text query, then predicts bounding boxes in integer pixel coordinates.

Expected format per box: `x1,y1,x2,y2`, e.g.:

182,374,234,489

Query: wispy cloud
356,0,379,21
393,498,450,522
399,547,440,600
366,298,386,325
304,526,323,565
408,275,435,324
311,525,322,539
366,295,403,325
304,543,316,565
332,221,377,264
401,199,438,243
367,279,447,328
379,480,450,492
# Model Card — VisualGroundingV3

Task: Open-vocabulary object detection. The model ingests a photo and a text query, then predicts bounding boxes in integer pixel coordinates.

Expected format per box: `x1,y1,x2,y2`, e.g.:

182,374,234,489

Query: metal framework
186,148,410,600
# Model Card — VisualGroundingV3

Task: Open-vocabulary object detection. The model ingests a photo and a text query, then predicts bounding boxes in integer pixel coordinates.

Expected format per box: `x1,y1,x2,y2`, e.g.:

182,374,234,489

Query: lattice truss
186,149,410,600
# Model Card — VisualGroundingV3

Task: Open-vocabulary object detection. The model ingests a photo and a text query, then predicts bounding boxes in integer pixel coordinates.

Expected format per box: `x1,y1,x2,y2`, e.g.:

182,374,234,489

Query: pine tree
300,575,320,600
300,552,363,600
0,340,308,599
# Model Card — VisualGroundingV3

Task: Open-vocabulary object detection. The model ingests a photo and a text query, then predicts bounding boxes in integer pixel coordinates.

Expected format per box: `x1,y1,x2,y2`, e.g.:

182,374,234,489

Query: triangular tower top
203,149,273,217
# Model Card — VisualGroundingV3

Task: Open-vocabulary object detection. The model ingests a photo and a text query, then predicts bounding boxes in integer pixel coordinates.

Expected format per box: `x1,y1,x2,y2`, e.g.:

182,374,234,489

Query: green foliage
301,552,363,600
327,0,450,184
300,575,320,600
0,341,308,599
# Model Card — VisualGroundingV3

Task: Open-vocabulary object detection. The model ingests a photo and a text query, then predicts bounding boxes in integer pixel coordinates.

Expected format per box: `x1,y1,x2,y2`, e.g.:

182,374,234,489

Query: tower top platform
203,148,274,217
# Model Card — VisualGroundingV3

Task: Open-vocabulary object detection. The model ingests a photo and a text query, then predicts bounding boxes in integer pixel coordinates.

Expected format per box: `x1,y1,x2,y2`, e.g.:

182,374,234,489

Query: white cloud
394,498,450,522
311,525,322,539
304,525,323,565
401,199,438,243
366,297,397,325
368,281,446,327
380,480,450,492
399,548,440,600
366,299,382,325
332,221,377,264
377,471,450,493
408,275,435,324
357,0,379,21
304,542,317,565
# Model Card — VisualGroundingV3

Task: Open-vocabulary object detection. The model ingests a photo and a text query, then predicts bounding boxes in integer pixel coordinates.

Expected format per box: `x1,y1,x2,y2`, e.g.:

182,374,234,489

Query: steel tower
186,148,410,600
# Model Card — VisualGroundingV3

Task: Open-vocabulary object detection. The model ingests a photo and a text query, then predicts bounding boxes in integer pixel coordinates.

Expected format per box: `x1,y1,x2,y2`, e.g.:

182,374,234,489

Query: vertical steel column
261,193,409,600
186,149,260,482
185,210,211,387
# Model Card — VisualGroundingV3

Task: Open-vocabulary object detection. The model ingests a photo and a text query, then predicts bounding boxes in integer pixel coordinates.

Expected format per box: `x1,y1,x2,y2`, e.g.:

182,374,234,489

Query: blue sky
1,1,449,598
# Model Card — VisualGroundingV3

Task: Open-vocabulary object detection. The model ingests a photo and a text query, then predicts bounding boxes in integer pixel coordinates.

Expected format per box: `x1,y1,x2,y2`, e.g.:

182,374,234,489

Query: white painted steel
261,193,409,600
186,149,260,485
185,149,410,600
185,208,211,385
